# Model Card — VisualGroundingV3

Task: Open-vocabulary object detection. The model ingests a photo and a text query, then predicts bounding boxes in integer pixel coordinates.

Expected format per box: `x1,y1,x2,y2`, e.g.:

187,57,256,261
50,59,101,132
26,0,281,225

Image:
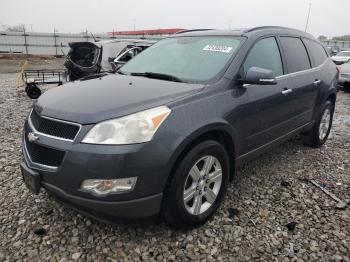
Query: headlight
82,106,171,144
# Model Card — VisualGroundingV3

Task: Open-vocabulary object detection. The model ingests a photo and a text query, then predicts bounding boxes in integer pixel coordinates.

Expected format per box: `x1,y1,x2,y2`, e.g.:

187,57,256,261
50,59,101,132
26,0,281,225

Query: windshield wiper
130,72,183,82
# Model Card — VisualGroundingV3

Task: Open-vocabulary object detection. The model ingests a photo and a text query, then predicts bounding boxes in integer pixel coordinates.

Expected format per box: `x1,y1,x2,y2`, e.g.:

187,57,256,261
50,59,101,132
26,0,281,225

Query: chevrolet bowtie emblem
27,132,39,143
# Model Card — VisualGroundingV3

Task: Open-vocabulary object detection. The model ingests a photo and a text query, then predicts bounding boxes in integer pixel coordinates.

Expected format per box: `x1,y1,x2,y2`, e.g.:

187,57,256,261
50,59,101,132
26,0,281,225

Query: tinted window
243,37,283,76
303,38,328,67
279,37,311,73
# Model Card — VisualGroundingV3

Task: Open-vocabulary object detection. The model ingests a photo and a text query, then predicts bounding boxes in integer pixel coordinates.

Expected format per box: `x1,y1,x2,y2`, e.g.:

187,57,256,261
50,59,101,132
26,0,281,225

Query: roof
173,26,315,39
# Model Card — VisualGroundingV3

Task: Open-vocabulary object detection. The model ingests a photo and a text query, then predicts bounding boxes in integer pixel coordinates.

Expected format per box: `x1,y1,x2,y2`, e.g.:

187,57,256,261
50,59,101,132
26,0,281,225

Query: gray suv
21,26,337,228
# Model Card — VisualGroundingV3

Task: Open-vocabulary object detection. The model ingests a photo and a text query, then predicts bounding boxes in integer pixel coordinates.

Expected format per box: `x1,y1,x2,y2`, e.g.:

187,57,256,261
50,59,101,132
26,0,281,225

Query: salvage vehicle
331,50,350,65
21,27,337,228
64,39,155,80
338,59,350,89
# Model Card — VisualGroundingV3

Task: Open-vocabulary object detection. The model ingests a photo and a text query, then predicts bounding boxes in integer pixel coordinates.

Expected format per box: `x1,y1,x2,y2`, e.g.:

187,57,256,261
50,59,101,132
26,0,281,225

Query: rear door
278,36,316,127
302,38,330,110
237,37,294,154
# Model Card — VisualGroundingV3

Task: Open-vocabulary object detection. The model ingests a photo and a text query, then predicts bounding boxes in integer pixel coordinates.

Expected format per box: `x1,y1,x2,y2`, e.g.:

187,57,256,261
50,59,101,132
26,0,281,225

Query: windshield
337,51,350,57
120,36,242,82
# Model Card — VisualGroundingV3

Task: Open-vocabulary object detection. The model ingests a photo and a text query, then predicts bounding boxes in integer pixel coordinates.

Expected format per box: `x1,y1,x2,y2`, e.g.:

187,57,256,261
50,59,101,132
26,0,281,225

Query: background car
338,58,350,89
64,39,155,80
326,45,340,56
331,50,350,65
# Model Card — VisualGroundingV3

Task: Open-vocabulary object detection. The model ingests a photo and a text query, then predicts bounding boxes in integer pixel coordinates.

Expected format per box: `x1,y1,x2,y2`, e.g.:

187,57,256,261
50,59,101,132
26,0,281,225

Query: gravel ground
0,73,349,261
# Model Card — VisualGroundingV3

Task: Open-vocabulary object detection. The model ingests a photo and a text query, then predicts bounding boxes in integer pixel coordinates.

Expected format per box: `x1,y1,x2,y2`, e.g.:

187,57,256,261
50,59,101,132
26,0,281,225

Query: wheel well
168,130,236,186
327,93,336,105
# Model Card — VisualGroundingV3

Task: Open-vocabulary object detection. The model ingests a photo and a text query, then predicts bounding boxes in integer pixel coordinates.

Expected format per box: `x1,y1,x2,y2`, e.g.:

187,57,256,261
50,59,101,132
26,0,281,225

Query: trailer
22,69,68,99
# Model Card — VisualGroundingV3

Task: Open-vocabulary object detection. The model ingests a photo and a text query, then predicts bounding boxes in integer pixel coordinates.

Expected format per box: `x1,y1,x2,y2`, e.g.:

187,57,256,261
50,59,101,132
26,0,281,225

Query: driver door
236,37,295,155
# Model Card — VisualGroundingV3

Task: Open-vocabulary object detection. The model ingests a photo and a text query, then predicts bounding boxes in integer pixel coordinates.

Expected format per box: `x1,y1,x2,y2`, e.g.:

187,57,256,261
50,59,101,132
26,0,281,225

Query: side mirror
243,67,277,85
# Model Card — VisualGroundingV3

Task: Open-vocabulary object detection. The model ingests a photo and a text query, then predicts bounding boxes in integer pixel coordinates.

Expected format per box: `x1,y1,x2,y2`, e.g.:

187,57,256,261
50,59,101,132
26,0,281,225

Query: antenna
90,31,97,42
305,3,312,32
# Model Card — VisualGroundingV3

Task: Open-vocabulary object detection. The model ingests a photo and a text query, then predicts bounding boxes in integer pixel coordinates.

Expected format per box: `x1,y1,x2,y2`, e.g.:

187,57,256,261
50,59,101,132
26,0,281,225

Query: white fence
0,31,162,56
0,31,349,56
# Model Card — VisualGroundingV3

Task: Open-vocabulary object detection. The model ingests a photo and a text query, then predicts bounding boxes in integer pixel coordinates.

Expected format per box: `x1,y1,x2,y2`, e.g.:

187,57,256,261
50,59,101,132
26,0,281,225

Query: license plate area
20,162,41,194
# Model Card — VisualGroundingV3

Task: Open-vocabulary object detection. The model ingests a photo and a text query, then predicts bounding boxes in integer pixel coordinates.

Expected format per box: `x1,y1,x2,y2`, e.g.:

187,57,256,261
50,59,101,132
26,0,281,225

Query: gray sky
1,0,349,38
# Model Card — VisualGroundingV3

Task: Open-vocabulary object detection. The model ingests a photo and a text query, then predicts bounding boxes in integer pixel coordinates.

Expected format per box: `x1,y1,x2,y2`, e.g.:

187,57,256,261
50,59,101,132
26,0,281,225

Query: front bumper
43,181,163,221
21,117,181,221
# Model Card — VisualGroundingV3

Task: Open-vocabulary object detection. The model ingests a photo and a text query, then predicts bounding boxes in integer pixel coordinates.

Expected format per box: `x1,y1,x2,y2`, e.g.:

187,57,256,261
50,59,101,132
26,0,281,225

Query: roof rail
244,26,303,33
175,29,214,35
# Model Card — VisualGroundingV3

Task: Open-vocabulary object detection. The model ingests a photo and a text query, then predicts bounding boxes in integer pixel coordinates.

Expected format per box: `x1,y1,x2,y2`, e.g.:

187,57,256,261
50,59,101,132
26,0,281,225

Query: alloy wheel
183,155,222,215
319,108,331,141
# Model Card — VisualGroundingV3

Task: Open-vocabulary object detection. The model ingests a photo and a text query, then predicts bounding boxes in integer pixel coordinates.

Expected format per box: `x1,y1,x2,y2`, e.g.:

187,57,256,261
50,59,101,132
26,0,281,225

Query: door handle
314,79,322,86
282,88,293,95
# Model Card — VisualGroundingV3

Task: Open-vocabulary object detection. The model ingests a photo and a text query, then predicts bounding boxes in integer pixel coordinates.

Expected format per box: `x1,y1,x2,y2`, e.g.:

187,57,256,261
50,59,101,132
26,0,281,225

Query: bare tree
4,24,26,32
317,35,327,41
332,35,350,41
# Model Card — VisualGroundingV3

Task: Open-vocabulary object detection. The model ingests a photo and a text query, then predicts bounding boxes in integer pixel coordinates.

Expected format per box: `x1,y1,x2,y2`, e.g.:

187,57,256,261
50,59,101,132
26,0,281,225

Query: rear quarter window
303,38,328,67
279,37,311,73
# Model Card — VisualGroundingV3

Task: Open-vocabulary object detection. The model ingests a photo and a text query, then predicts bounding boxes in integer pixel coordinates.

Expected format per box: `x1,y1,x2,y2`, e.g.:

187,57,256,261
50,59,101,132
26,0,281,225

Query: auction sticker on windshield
202,45,233,53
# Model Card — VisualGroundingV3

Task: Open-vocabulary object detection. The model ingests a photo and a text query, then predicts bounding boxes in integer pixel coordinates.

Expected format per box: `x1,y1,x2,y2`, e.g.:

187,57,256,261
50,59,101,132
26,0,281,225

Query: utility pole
133,19,136,31
53,28,58,56
23,25,28,55
228,19,232,30
305,3,312,32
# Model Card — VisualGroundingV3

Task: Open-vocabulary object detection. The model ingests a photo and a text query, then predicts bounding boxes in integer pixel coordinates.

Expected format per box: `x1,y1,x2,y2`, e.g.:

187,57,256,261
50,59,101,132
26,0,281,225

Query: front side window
120,36,242,82
303,38,328,67
243,37,283,77
279,37,311,73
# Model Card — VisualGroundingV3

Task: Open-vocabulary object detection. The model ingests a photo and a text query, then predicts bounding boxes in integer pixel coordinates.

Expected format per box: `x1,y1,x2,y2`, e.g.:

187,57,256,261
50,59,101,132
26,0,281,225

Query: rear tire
302,100,334,148
162,140,230,229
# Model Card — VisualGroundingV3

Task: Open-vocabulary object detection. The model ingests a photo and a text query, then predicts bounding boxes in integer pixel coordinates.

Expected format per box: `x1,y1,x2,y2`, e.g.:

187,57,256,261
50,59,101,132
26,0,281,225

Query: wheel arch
166,123,237,187
326,92,336,105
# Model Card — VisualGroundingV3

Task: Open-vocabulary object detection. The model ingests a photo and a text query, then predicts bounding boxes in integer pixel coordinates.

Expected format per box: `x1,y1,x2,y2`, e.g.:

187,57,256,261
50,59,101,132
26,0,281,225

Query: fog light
80,177,137,195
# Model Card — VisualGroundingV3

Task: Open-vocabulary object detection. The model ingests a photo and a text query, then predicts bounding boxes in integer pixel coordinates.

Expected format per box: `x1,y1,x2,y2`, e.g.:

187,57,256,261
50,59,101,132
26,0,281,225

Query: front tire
302,100,334,147
162,140,230,228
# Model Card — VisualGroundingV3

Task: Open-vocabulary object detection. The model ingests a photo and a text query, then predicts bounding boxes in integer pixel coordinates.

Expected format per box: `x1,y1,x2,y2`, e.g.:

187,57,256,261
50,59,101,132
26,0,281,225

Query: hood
35,74,203,124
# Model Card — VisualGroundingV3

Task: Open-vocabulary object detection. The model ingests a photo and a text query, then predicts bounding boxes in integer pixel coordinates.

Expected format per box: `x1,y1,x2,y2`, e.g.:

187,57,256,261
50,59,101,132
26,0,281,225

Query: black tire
26,84,42,99
302,100,334,148
162,140,230,228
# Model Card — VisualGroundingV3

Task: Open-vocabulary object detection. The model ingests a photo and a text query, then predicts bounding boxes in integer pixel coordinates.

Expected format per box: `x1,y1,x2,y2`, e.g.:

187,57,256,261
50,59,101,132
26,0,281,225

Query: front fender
164,120,238,181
